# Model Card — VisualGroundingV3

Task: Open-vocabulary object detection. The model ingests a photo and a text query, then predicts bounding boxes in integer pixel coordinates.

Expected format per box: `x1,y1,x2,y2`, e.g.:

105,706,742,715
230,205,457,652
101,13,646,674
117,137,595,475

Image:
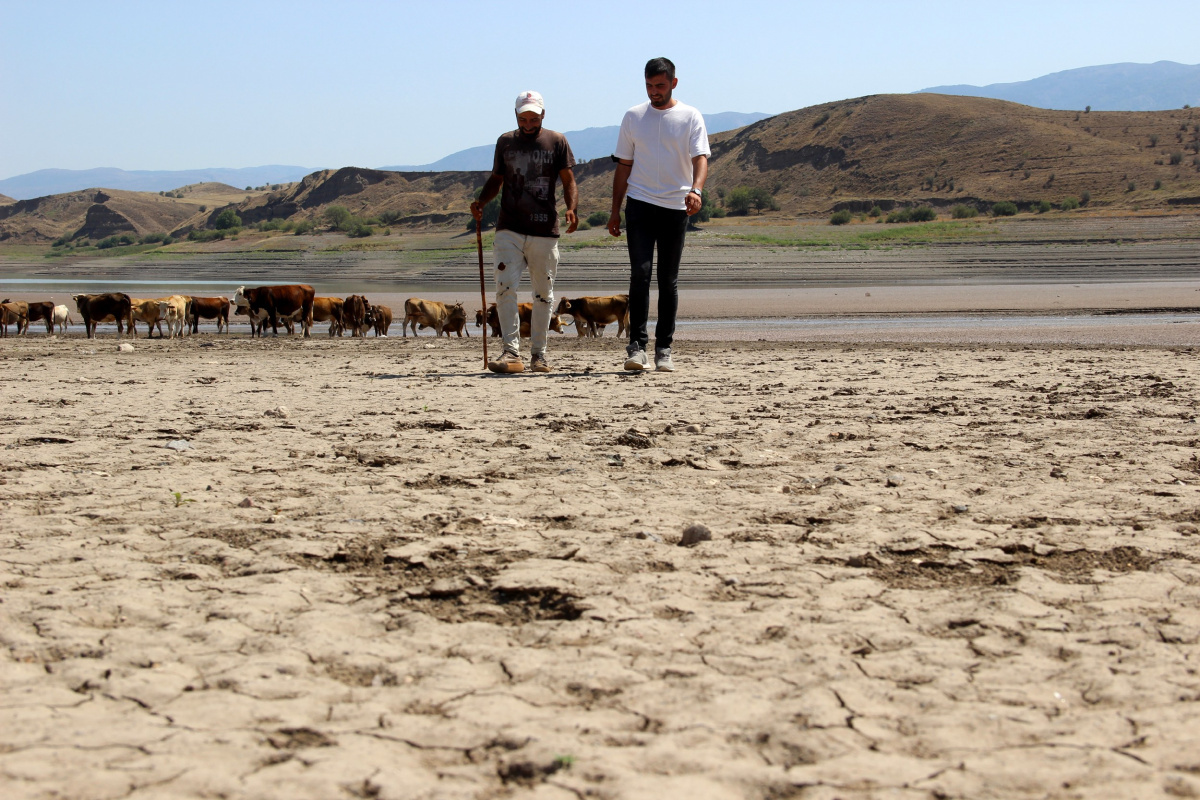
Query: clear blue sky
1,0,1196,179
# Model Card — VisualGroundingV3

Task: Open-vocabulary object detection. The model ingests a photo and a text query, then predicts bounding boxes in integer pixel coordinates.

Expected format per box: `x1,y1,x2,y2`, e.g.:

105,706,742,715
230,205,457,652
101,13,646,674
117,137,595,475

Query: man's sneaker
530,353,551,373
488,349,524,374
655,348,675,372
624,347,651,371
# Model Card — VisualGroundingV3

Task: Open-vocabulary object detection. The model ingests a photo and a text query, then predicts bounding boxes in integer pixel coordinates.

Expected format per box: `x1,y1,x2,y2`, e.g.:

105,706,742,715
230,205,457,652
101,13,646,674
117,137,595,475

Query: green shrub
96,234,135,249
1170,151,1184,165
576,220,590,231
812,111,830,129
726,186,778,215
585,210,609,227
139,232,170,244
214,208,242,230
51,236,69,247
990,201,1018,217
1035,200,1051,213
293,219,314,235
1059,197,1080,211
951,204,978,219
1080,191,1091,205
868,205,883,218
829,210,852,225
188,229,226,242
377,210,405,226
885,208,912,223
1154,179,1162,190
1127,181,1136,192
910,206,937,222
257,218,294,232
348,222,375,238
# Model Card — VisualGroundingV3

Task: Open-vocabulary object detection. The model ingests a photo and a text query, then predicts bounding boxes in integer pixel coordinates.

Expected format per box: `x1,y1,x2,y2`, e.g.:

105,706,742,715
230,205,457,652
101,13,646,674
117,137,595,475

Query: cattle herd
0,286,631,341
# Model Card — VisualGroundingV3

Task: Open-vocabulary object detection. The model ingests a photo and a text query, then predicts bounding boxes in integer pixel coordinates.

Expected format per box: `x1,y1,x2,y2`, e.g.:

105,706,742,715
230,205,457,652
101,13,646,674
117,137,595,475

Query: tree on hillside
214,208,242,230
324,205,353,231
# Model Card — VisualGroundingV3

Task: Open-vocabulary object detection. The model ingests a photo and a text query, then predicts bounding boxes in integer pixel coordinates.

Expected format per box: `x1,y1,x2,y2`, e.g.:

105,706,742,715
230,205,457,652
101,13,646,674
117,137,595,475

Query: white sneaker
655,348,675,372
624,348,650,371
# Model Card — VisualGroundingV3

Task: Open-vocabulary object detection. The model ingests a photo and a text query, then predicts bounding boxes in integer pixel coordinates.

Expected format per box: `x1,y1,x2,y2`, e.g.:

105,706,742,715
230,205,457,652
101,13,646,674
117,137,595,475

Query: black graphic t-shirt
491,128,575,238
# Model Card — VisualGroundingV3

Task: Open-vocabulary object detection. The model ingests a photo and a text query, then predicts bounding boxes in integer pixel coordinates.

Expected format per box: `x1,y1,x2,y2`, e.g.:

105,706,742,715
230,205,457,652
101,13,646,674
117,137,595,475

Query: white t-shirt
614,101,710,211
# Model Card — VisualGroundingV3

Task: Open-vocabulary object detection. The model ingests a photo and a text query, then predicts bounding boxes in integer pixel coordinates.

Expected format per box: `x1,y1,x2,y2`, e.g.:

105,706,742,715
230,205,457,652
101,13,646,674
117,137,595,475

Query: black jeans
624,197,689,353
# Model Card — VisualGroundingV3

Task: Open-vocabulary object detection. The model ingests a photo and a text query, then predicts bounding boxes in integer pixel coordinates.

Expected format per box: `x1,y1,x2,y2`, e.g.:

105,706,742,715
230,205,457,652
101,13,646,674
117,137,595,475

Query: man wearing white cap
472,91,578,374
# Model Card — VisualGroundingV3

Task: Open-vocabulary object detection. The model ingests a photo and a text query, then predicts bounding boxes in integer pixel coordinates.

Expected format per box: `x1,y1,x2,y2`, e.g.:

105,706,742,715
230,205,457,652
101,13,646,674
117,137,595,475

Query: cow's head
72,294,87,310
474,309,485,327
231,286,248,309
549,314,565,333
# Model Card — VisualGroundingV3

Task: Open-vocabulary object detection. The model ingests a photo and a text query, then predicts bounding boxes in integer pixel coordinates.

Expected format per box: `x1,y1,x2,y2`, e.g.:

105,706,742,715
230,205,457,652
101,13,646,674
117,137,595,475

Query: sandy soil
2,334,1199,799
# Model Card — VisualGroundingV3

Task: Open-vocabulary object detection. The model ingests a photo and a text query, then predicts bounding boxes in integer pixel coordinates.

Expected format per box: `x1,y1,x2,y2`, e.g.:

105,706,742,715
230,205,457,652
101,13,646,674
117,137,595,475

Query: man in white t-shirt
607,57,710,372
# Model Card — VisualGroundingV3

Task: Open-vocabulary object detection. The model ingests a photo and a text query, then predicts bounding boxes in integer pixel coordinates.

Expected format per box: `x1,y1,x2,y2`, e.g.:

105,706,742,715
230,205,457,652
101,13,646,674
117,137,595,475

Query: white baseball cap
515,90,544,115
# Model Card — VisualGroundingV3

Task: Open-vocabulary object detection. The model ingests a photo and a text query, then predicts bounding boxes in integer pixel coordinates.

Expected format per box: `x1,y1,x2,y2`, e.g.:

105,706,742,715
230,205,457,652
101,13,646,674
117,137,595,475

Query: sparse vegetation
1060,197,1080,211
466,191,500,232
1170,151,1184,165
951,204,978,219
726,186,778,215
830,210,853,225
1127,181,1137,192
1036,200,1052,213
868,205,883,218
886,206,936,223
139,232,173,245
812,111,830,129
586,211,609,227
188,229,227,242
1154,179,1162,190
990,201,1018,217
348,222,376,238
1080,191,1091,205
293,219,315,235
96,234,135,249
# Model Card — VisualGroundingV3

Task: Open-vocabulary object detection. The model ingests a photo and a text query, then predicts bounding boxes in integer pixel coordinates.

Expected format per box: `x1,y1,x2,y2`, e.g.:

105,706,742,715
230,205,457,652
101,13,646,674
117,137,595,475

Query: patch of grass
724,220,988,249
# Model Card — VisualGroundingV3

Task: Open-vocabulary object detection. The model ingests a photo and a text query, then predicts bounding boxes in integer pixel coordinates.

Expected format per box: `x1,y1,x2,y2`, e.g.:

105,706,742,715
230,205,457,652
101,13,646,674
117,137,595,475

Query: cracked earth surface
1,335,1199,799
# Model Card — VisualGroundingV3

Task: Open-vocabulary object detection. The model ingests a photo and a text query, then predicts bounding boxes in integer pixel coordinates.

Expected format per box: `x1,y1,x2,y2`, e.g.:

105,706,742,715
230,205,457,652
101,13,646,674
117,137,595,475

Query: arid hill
0,194,14,205
2,95,1198,243
685,93,1200,214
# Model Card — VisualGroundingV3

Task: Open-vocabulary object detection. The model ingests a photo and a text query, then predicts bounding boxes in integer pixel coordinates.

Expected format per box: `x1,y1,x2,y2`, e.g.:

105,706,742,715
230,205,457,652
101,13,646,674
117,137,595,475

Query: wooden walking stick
476,222,489,368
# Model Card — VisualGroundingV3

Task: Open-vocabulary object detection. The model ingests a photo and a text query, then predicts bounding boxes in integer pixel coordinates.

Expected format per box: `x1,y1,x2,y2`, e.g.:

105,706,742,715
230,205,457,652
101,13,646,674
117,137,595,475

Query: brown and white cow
129,298,171,338
0,302,25,337
163,295,191,339
403,298,461,337
555,295,629,338
187,296,231,334
342,295,371,337
475,303,565,338
232,284,315,337
73,293,132,339
365,304,393,337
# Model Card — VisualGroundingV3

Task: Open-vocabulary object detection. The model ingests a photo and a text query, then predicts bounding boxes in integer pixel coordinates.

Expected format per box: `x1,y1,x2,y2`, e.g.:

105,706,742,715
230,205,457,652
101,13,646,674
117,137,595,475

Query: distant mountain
0,166,320,202
381,112,773,171
917,61,1200,111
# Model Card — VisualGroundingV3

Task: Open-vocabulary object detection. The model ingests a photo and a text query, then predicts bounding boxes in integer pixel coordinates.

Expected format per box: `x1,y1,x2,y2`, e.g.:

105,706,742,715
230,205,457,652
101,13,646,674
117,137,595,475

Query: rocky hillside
3,95,1198,243
0,194,13,205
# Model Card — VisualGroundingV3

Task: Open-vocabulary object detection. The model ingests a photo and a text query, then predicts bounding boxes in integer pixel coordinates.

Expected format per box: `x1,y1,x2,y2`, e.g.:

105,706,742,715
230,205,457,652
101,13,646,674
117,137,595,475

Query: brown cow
129,298,170,339
365,304,393,337
0,303,25,337
232,284,315,337
188,296,231,334
1,300,55,335
343,295,371,337
73,293,132,339
475,303,565,338
403,298,462,337
555,295,629,338
311,297,345,337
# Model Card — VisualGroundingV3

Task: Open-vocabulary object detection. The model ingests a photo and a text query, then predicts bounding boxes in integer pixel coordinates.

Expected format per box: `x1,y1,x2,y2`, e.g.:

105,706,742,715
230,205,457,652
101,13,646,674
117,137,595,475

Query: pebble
264,406,290,419
952,504,970,514
238,497,255,508
117,343,134,353
679,523,712,547
165,440,192,451
634,531,664,543
886,473,905,487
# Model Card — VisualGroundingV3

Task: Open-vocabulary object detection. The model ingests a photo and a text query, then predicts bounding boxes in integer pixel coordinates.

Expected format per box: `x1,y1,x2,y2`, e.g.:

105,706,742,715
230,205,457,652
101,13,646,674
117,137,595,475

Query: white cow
52,304,72,334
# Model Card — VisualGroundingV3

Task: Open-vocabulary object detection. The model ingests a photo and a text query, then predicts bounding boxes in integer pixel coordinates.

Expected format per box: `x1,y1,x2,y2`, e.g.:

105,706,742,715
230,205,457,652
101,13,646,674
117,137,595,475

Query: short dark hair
644,57,675,81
